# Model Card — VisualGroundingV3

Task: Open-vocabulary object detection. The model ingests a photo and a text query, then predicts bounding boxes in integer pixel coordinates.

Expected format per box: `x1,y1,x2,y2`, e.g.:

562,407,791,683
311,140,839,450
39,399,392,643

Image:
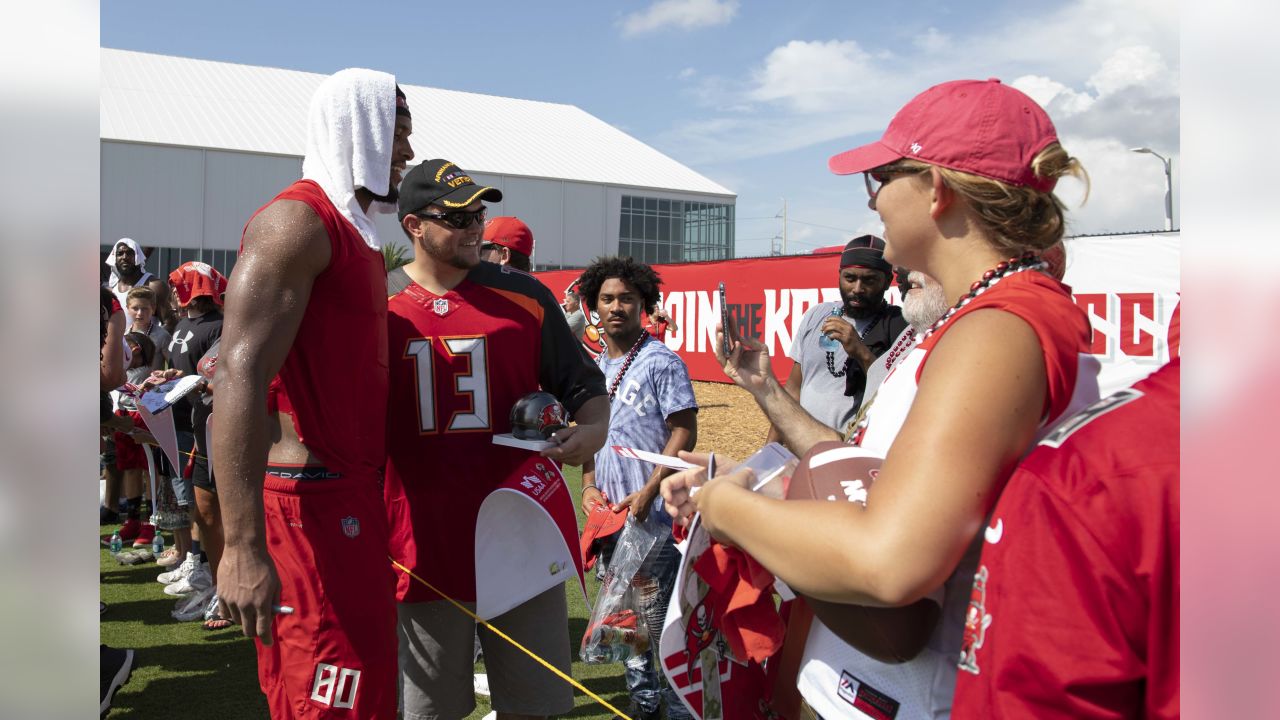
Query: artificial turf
99,465,631,719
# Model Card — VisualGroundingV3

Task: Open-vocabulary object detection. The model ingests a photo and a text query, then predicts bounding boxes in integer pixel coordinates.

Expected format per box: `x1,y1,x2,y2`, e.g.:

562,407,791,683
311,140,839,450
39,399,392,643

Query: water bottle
152,531,164,555
109,531,123,555
818,306,843,350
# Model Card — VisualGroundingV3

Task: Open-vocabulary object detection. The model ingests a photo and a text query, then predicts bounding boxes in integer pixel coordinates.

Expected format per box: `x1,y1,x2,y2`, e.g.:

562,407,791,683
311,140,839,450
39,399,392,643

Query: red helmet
509,391,568,440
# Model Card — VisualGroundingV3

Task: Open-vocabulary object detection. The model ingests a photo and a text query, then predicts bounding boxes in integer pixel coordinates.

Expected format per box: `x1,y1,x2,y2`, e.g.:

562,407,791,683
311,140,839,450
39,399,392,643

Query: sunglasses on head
415,207,487,230
863,164,929,200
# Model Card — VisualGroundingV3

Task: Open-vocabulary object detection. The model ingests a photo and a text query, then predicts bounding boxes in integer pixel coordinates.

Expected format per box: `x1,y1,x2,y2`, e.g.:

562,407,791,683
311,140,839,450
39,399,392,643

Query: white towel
104,238,148,289
301,68,398,250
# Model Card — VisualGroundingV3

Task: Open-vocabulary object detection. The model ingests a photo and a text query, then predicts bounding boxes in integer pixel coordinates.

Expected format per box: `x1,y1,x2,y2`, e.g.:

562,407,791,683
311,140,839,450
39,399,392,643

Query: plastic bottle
152,531,164,555
819,306,843,350
109,531,123,555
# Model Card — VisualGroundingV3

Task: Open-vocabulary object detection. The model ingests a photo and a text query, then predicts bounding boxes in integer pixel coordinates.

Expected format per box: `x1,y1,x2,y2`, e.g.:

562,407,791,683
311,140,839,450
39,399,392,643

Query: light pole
1130,147,1174,231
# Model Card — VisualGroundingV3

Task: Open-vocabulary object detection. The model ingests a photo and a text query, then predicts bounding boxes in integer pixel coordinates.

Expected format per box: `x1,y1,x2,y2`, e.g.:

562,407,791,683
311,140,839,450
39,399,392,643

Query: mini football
786,440,941,664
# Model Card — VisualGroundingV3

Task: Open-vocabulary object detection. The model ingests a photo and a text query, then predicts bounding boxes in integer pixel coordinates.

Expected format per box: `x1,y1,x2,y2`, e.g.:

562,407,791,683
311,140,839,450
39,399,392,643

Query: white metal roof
101,48,735,198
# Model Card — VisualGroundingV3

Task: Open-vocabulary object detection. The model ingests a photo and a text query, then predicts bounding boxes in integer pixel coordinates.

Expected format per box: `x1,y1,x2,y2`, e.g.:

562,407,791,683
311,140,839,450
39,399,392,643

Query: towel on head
301,68,398,250
104,238,148,289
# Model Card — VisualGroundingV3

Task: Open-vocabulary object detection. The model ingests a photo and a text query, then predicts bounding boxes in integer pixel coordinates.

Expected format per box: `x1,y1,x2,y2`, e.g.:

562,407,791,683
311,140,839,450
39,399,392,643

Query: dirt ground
690,380,772,459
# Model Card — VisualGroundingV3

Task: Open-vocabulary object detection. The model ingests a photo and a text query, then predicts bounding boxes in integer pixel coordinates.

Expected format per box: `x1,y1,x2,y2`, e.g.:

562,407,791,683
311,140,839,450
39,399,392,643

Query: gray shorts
398,584,574,720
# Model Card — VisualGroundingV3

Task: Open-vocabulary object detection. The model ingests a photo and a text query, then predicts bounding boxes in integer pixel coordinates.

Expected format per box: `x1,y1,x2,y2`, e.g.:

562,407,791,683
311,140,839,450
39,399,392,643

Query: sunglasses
863,165,928,200
415,207,487,230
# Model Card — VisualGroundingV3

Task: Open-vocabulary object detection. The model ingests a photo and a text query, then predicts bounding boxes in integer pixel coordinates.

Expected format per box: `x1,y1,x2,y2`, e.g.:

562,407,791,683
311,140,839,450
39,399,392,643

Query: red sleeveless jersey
242,179,389,480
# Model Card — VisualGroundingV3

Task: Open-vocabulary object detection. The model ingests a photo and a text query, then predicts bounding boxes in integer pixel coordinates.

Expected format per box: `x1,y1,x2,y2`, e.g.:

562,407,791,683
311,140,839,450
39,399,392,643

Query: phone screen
718,282,734,355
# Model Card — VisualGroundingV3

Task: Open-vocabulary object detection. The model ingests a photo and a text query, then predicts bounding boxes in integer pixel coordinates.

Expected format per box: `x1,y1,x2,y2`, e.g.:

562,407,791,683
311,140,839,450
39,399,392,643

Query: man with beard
767,235,906,447
214,71,415,719
859,269,953,409
385,159,608,720
104,238,169,326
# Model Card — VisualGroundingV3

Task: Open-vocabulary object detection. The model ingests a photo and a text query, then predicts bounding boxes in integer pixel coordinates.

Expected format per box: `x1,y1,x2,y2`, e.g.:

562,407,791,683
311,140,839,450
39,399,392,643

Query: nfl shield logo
340,516,361,538
433,298,449,316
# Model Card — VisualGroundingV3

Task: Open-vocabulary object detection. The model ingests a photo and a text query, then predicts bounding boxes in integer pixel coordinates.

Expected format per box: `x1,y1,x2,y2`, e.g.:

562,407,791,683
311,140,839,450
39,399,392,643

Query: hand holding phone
718,282,736,356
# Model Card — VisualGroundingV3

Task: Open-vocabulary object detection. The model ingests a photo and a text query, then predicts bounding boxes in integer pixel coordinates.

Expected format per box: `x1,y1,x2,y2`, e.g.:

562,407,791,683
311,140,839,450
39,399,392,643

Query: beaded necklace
601,330,648,401
841,252,1047,444
823,308,882,378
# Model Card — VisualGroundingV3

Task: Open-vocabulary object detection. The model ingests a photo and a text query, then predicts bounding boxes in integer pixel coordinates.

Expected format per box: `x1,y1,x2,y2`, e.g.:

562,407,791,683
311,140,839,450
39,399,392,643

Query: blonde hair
900,143,1089,257
125,286,156,308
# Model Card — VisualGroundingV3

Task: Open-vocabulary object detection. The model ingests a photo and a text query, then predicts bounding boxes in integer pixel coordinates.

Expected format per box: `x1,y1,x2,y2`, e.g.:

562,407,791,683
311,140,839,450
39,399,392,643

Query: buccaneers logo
538,403,564,433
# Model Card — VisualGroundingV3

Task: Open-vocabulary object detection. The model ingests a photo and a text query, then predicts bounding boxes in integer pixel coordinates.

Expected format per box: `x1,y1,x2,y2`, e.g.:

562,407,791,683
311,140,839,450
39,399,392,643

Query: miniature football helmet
510,391,568,440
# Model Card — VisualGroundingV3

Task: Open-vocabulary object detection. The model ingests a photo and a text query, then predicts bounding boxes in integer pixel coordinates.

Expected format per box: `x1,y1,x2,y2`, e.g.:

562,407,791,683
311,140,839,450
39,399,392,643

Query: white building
100,48,736,279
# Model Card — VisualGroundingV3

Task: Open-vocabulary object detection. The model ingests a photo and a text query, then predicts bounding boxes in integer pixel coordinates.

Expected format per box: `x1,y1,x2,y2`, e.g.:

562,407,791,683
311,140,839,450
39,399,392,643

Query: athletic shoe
157,552,196,584
132,524,156,548
155,547,181,567
164,562,212,596
473,673,490,697
117,518,141,541
100,644,135,717
172,586,216,621
99,505,120,525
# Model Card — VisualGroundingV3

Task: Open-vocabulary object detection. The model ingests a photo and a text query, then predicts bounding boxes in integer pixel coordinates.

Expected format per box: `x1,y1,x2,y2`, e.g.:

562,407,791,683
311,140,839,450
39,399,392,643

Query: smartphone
718,282,734,355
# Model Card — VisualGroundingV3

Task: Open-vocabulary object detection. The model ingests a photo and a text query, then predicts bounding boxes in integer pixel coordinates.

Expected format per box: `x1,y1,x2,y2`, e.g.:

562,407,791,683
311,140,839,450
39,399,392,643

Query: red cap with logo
828,78,1060,192
483,216,534,258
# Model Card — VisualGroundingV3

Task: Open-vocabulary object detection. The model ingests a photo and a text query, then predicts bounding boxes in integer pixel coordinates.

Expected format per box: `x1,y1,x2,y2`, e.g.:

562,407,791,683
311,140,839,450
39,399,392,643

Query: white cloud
913,27,950,53
678,67,697,80
748,40,879,113
653,0,1179,234
1088,45,1177,97
620,0,739,37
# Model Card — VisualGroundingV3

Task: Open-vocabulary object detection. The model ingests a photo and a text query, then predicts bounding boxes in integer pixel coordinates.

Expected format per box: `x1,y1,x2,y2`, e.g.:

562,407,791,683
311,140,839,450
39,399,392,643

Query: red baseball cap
828,79,1060,192
579,500,628,571
483,216,534,258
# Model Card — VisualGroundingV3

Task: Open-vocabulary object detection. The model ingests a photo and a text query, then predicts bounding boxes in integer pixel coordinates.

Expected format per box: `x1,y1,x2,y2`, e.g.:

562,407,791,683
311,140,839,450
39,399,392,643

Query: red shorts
256,470,398,719
113,411,147,471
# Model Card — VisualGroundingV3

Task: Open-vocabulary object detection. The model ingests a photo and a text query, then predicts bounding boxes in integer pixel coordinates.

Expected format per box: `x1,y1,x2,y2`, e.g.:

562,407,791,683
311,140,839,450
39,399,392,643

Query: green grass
100,465,629,719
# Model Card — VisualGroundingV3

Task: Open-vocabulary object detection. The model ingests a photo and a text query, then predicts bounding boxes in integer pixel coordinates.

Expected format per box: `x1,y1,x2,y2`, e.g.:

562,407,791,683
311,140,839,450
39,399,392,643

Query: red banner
538,253,848,382
536,232,1180,396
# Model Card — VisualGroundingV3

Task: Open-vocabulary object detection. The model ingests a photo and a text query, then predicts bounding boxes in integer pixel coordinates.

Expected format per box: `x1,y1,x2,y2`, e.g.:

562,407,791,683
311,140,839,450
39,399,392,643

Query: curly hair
576,256,663,316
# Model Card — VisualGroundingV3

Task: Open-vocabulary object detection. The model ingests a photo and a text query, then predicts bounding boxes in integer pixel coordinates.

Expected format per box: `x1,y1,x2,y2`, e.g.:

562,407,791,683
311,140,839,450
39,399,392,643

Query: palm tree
381,242,411,272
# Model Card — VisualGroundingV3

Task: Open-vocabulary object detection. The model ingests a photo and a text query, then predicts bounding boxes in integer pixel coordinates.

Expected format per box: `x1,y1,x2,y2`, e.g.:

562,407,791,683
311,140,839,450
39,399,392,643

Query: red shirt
952,359,1180,720
384,263,605,602
242,179,389,480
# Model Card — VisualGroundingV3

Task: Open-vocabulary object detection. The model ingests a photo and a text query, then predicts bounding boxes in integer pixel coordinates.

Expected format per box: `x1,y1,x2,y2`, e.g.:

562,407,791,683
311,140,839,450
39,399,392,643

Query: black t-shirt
167,311,223,433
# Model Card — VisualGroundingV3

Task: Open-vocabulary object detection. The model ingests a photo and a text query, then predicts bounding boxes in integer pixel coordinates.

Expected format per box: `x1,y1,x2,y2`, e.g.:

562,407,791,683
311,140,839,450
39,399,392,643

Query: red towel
691,541,785,664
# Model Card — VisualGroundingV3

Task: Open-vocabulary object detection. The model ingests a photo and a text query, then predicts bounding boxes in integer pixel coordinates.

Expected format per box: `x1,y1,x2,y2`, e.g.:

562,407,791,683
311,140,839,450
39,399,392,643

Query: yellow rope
390,558,634,720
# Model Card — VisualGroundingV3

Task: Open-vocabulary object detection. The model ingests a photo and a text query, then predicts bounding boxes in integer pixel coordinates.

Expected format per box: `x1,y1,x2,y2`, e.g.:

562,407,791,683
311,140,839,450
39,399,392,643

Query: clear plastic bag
580,515,664,664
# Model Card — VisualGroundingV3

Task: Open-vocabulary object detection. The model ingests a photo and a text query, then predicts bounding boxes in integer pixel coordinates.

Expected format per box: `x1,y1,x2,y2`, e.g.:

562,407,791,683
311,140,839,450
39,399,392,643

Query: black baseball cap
397,159,503,221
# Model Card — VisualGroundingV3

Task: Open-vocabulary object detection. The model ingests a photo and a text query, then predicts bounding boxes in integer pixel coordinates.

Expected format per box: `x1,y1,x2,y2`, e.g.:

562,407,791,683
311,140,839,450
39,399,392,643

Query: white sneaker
172,586,215,621
473,673,490,697
164,562,211,596
157,552,196,584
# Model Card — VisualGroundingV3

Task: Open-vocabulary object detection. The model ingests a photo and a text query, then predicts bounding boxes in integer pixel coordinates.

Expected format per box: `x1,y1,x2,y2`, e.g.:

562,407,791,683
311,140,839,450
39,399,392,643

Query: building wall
101,142,735,276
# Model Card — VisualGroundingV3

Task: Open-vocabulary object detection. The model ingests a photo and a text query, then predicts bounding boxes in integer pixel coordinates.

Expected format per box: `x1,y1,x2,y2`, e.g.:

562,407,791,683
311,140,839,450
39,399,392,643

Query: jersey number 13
404,336,490,433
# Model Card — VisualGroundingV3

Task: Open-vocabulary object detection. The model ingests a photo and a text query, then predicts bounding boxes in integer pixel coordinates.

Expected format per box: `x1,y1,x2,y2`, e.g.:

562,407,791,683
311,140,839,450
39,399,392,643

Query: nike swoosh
985,519,1004,544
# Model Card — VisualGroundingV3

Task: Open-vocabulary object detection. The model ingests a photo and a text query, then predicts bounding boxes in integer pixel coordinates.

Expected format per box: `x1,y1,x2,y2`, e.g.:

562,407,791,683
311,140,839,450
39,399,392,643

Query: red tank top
242,179,389,480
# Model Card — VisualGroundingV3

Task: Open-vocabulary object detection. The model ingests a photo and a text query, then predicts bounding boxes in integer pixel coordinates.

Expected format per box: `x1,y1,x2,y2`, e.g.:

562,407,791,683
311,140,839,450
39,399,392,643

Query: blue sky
103,0,1180,257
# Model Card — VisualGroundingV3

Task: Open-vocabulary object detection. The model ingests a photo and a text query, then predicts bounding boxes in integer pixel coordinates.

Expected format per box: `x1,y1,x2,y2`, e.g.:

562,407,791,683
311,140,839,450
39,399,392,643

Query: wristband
581,484,601,497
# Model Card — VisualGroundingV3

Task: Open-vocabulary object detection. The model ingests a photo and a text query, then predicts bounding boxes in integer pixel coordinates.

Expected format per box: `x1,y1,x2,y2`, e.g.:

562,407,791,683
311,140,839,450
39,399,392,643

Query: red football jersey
952,358,1180,720
240,179,389,480
384,263,605,603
